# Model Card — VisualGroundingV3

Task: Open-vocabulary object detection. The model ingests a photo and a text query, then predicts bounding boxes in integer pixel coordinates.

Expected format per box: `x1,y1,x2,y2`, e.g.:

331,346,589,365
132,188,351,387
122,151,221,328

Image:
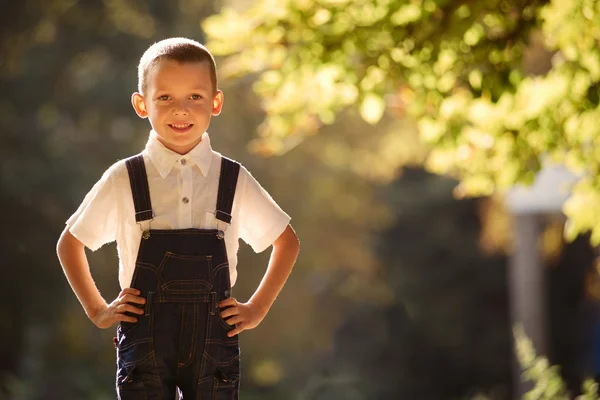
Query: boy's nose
172,100,189,115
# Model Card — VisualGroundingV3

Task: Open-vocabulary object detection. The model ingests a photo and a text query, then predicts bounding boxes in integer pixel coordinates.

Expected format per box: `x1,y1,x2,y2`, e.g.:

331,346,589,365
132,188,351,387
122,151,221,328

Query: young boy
56,37,300,399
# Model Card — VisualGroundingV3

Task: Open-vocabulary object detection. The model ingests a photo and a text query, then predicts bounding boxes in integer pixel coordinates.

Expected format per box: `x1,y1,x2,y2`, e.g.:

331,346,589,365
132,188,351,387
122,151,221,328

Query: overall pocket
211,360,240,400
158,253,212,295
216,308,237,332
198,349,240,399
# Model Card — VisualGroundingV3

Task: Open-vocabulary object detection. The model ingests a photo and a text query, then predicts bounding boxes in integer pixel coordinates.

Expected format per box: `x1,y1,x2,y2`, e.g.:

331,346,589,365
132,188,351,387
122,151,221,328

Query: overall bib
116,154,241,400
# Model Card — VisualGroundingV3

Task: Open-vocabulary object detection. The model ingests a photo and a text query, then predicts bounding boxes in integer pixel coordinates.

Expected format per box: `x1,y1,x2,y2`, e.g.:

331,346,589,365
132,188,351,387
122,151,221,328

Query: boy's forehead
146,59,212,90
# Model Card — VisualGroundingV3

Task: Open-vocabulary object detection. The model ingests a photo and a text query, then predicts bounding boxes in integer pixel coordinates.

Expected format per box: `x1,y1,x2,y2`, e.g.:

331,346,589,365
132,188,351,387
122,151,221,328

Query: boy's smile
169,123,194,133
131,59,223,155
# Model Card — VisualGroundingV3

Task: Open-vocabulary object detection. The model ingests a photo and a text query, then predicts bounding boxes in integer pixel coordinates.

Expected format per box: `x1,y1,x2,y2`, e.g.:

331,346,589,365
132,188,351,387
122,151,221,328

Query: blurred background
2,0,600,399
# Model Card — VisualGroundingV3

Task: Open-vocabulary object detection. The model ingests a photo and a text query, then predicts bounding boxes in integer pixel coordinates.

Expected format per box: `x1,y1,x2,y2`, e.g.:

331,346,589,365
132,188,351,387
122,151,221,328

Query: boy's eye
158,95,170,101
190,94,202,100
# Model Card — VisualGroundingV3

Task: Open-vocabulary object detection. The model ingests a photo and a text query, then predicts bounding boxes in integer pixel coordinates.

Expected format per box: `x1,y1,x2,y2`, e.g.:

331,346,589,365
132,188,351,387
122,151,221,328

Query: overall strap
215,157,240,224
125,154,153,222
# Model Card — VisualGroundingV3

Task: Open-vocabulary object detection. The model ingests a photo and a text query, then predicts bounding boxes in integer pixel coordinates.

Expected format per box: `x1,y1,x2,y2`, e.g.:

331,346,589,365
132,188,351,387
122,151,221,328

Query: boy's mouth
168,123,194,133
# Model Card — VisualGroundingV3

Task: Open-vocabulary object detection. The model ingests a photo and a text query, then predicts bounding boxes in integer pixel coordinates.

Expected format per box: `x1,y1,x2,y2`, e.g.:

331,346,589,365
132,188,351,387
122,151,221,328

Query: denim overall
116,154,241,399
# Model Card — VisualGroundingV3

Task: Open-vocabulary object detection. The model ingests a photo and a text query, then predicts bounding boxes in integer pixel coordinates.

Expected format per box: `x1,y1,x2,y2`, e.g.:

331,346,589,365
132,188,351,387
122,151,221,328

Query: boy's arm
219,224,300,337
56,227,145,329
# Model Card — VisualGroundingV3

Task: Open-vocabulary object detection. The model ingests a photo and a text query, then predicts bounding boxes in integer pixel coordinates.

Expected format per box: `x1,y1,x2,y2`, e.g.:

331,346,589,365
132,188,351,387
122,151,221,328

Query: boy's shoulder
212,150,247,175
106,151,157,174
98,155,139,187
217,153,241,167
107,156,131,176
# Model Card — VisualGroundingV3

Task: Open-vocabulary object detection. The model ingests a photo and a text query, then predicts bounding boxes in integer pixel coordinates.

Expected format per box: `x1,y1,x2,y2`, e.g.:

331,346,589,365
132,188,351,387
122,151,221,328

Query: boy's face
131,60,223,155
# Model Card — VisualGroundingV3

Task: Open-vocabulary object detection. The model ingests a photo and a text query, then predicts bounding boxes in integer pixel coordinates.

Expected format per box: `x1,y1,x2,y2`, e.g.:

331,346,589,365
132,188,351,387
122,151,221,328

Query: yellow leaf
390,4,422,26
360,93,385,124
418,117,445,142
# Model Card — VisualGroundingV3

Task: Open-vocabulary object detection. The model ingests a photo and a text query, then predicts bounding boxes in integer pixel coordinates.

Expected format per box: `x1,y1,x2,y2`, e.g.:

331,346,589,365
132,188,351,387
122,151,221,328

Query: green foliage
514,325,599,400
203,0,600,243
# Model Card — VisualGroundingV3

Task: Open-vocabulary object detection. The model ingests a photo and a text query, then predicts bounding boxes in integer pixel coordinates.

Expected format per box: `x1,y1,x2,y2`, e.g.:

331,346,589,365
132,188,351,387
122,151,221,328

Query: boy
56,37,300,399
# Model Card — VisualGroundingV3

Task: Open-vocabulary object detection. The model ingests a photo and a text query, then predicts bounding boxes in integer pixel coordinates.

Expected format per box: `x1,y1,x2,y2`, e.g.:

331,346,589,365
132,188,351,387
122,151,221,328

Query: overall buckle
136,215,154,240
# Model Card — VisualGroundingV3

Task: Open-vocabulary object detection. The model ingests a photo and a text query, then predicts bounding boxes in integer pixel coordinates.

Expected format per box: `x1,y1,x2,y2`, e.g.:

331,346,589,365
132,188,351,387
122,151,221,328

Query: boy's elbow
56,227,69,254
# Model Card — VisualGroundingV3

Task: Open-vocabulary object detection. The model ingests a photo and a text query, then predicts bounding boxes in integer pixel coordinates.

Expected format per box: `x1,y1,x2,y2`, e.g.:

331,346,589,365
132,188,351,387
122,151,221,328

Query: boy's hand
89,288,146,329
219,297,267,337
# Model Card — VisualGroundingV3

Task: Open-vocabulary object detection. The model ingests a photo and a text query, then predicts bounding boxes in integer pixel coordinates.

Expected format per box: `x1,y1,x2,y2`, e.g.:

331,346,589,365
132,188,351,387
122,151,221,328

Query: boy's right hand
88,288,146,329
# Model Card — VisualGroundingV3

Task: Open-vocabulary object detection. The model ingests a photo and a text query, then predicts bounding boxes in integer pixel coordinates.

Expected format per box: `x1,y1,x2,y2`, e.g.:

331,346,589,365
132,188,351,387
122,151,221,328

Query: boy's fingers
121,288,141,296
227,323,244,337
225,315,242,326
118,314,138,323
218,297,237,308
117,304,144,315
120,294,146,305
220,307,238,319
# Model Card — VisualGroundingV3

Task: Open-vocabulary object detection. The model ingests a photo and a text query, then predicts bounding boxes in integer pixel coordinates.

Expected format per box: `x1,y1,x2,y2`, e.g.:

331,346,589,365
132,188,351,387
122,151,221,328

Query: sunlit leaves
360,93,385,124
463,23,485,46
564,178,600,245
418,117,446,143
390,4,422,25
514,325,572,400
202,7,258,55
203,0,600,241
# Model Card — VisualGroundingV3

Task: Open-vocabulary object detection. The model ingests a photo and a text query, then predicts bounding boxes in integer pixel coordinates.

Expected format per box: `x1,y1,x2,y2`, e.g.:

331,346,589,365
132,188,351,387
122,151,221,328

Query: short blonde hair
137,37,217,94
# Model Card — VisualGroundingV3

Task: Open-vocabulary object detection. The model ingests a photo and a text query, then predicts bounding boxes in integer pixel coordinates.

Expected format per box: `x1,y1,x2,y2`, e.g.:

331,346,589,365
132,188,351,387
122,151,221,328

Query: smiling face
131,59,223,155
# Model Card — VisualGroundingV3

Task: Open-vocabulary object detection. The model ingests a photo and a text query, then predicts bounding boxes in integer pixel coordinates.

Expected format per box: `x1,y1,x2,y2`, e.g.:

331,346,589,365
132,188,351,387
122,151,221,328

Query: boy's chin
154,130,203,149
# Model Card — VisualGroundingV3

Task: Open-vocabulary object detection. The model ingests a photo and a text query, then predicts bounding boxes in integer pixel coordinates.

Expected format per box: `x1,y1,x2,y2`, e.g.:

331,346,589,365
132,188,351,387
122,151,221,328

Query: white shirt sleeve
66,166,120,251
237,166,291,253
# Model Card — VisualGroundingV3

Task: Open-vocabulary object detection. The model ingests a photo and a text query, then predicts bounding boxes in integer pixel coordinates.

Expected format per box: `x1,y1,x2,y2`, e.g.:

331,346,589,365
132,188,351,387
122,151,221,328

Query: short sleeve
237,166,291,253
66,167,119,251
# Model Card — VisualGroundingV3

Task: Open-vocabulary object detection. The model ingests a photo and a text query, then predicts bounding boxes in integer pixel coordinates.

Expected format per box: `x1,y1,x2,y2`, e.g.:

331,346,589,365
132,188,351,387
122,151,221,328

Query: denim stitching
212,262,229,274
177,305,186,368
202,350,240,367
166,254,213,261
118,337,153,352
148,311,162,399
161,280,211,293
135,261,156,269
216,313,236,332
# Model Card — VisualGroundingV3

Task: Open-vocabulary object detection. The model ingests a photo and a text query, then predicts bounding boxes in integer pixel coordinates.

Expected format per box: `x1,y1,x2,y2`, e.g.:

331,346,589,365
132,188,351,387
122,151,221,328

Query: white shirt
66,130,291,289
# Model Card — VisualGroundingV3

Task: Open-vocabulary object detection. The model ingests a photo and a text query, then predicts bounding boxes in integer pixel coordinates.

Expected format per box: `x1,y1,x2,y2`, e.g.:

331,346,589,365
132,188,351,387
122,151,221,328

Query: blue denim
115,228,240,399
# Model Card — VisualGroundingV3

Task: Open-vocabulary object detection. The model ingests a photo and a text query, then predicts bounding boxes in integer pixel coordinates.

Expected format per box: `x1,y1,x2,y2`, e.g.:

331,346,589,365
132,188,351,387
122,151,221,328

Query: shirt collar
143,130,213,178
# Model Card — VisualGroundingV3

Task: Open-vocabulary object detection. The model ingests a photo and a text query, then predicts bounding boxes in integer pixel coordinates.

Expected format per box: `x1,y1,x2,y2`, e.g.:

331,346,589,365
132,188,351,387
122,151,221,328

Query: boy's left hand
219,297,267,337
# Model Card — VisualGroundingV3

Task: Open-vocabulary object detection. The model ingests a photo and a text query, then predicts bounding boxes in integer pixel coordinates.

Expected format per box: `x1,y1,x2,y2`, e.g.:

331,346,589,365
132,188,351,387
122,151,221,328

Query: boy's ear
211,90,224,116
131,92,148,118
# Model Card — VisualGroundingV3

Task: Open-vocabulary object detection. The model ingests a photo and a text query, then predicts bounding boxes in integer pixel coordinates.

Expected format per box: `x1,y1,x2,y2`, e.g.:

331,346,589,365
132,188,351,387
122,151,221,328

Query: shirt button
180,159,187,166
182,197,189,204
